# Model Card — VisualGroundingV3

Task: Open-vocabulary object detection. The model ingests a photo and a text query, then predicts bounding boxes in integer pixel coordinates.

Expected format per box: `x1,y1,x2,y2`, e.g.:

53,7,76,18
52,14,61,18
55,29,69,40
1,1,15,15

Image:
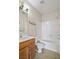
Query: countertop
19,37,35,43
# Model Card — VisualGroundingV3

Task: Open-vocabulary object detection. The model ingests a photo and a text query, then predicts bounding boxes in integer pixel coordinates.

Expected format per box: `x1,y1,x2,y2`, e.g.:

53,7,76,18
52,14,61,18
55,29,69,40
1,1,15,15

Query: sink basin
19,34,35,43
20,34,32,39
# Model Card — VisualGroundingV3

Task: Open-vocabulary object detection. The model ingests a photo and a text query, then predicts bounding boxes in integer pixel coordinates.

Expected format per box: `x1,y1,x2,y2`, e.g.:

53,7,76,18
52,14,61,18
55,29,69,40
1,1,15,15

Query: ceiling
24,0,60,14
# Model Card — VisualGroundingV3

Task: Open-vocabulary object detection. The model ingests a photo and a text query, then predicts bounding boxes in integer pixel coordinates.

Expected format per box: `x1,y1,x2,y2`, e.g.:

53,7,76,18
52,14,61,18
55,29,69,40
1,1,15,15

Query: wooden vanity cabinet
19,38,36,59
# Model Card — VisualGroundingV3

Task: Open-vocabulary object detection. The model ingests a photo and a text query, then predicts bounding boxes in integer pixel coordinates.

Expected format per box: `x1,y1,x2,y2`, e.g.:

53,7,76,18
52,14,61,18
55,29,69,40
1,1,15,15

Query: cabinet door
19,47,29,59
29,46,36,59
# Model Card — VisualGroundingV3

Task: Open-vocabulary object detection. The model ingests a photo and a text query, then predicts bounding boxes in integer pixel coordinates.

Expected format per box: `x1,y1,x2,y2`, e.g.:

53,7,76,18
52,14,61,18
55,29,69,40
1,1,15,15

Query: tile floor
34,49,60,59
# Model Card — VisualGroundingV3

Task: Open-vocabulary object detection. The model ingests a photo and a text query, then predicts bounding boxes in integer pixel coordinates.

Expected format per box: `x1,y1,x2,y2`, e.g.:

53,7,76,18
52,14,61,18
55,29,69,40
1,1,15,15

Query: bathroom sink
20,34,32,39
19,34,35,43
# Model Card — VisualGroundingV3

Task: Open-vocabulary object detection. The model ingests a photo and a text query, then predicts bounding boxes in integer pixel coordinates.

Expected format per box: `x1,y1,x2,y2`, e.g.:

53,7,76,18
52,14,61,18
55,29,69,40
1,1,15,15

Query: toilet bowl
36,40,45,53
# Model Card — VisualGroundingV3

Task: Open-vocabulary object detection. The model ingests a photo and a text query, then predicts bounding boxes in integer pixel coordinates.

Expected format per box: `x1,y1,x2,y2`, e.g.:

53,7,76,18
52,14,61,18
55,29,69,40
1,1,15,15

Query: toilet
36,40,45,53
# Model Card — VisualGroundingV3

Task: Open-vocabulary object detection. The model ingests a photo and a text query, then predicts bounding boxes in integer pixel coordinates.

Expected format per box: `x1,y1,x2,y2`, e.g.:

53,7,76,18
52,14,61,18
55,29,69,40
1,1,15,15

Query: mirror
19,9,28,38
